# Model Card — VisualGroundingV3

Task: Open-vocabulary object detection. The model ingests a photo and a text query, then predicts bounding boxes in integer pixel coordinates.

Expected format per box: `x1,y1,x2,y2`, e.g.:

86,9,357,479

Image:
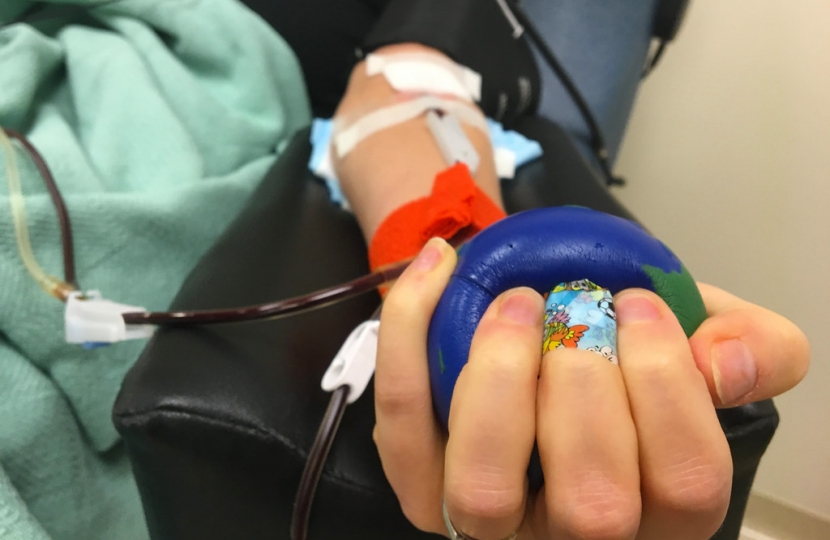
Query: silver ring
442,500,520,540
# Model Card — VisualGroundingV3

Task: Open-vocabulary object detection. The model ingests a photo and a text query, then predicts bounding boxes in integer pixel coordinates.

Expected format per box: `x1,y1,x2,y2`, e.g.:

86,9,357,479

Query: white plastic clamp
321,319,380,403
65,290,154,345
426,110,481,173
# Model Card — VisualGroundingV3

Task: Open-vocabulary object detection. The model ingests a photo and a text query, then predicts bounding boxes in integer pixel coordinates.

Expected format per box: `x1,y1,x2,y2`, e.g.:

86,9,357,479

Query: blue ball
426,206,706,428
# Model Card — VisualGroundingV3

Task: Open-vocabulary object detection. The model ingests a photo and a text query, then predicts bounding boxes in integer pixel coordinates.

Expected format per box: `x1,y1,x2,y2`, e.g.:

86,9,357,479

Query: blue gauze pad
308,117,543,208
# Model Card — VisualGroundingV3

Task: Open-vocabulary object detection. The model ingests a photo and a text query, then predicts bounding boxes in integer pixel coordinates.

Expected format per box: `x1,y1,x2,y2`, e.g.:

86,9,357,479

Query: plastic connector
321,319,380,403
65,290,154,347
426,110,481,174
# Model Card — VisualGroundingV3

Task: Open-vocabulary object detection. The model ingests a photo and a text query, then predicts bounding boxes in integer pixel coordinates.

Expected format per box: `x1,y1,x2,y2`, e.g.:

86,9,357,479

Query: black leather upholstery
113,116,779,540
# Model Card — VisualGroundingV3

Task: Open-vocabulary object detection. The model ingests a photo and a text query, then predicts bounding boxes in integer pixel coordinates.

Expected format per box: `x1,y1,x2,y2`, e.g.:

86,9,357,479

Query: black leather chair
113,116,779,540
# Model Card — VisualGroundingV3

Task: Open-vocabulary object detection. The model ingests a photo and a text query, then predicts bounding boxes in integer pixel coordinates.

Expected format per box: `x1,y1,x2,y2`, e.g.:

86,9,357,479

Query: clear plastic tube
1,127,70,299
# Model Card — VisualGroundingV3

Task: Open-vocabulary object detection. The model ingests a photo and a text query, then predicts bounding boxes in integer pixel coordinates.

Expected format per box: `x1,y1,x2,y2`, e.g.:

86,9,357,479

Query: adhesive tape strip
366,52,482,102
333,95,488,159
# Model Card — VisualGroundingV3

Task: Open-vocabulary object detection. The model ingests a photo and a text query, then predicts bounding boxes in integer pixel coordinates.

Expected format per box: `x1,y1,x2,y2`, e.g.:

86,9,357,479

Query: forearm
332,43,503,243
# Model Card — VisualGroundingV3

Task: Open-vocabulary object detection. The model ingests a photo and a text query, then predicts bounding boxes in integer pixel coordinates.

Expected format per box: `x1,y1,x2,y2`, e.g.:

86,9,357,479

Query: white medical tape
365,52,482,102
333,95,488,159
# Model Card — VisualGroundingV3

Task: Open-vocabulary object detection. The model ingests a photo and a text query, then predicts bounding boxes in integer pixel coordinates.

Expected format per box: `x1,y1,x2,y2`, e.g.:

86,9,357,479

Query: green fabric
0,1,310,538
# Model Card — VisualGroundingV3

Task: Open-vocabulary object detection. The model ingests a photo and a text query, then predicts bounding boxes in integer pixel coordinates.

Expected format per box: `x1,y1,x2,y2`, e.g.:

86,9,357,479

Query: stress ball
426,206,707,427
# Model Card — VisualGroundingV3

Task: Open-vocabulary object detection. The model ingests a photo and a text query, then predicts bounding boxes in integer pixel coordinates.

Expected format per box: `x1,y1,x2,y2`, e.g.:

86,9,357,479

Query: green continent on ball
642,264,707,337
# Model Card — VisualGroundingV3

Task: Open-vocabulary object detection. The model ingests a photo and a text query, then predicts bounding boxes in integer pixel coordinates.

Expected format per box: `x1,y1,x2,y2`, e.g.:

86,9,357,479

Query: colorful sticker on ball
543,280,618,364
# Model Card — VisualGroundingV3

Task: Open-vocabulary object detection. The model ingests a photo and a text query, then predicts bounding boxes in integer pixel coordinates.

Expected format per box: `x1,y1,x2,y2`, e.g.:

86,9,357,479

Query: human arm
329,33,809,540
331,43,502,242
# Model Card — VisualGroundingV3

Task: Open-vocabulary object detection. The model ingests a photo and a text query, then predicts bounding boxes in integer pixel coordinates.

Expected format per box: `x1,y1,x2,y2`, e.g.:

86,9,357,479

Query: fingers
535,348,641,540
444,288,544,540
616,289,733,540
689,282,810,407
375,238,457,533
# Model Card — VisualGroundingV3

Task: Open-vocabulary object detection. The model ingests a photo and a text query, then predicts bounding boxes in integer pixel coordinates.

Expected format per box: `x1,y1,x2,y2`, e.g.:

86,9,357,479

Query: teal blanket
0,1,310,538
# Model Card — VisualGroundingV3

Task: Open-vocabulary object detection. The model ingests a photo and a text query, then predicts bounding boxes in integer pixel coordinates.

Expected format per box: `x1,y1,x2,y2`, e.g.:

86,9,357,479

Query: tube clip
321,319,380,403
65,290,154,348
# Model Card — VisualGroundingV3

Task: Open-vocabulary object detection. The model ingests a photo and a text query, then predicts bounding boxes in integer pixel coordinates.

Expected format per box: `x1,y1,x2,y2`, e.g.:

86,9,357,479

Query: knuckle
649,453,732,525
558,509,640,540
445,480,524,524
554,479,641,540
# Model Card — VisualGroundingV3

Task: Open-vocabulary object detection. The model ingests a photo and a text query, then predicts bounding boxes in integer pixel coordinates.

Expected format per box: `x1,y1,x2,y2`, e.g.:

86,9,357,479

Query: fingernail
711,339,757,405
615,292,662,325
499,290,542,325
411,238,444,271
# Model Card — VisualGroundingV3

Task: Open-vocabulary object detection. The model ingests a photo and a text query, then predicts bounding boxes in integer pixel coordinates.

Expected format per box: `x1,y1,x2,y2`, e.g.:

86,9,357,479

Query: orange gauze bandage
368,163,506,273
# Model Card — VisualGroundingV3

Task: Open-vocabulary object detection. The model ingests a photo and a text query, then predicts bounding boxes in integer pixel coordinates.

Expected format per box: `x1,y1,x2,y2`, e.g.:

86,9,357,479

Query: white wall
614,0,830,520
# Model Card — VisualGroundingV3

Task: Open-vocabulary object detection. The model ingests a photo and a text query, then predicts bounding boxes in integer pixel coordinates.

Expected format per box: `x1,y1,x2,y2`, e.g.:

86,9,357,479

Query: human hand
374,238,809,540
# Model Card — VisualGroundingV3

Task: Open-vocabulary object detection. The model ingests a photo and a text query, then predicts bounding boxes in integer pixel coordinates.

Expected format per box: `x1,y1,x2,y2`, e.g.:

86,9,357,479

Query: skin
375,240,808,540
334,43,503,241
333,45,810,540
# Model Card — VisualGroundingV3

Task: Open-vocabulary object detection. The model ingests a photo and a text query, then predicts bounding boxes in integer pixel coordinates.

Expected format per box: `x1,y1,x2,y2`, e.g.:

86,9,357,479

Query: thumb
688,283,810,407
